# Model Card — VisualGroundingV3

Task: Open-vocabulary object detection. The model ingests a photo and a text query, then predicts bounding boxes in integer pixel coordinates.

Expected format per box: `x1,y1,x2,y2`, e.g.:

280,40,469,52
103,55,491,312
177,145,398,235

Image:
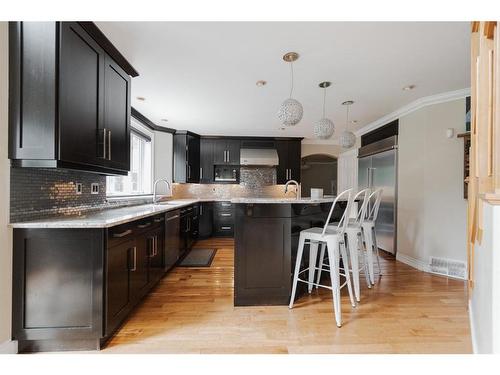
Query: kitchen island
232,197,345,306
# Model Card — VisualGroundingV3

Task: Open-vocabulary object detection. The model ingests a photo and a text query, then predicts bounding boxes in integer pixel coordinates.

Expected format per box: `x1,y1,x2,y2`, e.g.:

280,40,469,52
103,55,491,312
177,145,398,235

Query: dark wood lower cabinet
12,213,170,352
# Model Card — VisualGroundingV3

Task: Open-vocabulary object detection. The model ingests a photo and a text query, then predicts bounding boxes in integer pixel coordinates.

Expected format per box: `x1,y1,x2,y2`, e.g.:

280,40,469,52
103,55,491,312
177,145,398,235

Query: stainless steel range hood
240,148,279,166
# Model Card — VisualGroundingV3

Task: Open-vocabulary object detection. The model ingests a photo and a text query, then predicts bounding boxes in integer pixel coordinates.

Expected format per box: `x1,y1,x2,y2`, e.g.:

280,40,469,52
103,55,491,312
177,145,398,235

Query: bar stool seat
289,188,356,328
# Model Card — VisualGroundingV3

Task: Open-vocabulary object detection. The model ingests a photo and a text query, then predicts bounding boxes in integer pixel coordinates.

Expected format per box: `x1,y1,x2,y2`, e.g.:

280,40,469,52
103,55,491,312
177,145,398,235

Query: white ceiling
96,22,470,142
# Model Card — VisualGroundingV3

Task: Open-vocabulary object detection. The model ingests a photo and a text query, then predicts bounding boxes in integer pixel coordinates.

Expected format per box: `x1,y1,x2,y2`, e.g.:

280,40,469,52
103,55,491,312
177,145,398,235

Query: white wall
0,22,14,352
469,200,500,353
153,130,173,195
397,98,467,268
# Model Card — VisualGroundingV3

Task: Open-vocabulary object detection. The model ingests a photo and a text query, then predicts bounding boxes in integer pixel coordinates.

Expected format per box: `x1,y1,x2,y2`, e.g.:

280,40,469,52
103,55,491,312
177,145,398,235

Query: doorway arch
300,154,338,197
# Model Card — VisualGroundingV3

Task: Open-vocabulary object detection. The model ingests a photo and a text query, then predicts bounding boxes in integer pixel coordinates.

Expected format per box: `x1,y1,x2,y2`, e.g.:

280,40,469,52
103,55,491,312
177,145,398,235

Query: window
107,119,153,197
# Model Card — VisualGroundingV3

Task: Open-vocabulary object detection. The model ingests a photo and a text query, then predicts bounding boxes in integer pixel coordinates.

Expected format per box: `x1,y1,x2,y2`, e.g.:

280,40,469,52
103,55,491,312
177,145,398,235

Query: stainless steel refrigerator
358,136,398,255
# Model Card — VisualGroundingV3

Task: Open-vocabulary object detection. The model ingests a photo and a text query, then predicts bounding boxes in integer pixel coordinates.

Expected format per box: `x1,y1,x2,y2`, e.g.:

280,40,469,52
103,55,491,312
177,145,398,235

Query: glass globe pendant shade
340,130,356,148
278,98,303,126
313,118,335,140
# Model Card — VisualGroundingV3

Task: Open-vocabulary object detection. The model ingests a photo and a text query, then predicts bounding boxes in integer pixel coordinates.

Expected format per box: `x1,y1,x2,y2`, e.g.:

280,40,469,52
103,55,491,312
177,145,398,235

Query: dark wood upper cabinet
276,139,302,184
8,22,135,176
173,131,201,183
200,138,214,183
213,139,240,165
104,55,131,171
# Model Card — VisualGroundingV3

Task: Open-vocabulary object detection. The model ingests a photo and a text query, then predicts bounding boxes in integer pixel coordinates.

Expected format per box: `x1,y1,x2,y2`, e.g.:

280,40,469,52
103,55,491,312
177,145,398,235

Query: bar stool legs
326,237,342,327
289,234,305,309
346,231,361,302
308,241,319,293
339,240,356,309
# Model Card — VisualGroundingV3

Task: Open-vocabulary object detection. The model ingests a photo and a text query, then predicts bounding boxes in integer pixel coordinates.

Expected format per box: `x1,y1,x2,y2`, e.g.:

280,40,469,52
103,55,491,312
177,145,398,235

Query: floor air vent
429,257,466,280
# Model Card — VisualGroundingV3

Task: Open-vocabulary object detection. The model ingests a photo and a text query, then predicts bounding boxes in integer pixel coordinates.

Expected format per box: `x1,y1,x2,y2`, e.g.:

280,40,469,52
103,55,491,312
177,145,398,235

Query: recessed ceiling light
256,80,267,87
136,96,146,101
351,120,358,124
402,85,416,91
161,119,168,122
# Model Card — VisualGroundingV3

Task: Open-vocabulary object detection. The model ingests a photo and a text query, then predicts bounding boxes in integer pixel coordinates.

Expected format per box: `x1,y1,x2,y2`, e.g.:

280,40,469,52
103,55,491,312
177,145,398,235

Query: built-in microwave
214,166,239,183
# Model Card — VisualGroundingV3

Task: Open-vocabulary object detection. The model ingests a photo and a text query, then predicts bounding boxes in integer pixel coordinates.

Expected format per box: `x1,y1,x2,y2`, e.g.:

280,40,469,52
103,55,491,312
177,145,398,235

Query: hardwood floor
103,238,472,354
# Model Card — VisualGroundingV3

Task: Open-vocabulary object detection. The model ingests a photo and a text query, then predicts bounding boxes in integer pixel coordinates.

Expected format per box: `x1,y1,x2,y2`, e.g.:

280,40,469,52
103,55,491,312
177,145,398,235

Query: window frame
106,117,154,198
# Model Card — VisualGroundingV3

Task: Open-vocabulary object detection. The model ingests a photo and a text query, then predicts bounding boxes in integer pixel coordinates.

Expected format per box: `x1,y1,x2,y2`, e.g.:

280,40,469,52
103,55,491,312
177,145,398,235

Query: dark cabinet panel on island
8,22,134,176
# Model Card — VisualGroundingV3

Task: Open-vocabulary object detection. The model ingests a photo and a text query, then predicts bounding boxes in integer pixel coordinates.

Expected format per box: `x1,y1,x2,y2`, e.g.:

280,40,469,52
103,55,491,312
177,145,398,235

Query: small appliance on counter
214,165,239,183
310,188,324,199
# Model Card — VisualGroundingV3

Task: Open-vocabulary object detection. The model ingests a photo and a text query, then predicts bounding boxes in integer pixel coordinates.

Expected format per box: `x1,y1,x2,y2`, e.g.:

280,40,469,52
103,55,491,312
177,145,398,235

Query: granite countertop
9,196,337,229
229,197,336,204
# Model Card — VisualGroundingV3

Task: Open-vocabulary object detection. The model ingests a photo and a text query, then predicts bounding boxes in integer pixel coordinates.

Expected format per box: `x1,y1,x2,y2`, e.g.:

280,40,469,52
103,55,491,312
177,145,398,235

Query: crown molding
354,88,471,136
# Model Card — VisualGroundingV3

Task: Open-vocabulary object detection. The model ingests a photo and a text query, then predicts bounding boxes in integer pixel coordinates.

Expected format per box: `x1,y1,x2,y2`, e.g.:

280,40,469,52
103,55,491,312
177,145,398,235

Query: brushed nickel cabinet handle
108,130,112,160
167,214,179,221
137,222,152,229
102,128,107,159
154,217,164,223
131,247,137,271
220,213,231,217
113,229,132,238
221,226,232,230
200,167,203,180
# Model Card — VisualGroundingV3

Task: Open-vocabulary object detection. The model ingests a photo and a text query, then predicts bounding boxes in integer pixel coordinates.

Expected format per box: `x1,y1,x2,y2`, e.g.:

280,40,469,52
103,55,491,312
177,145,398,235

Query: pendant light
340,100,356,148
277,52,303,126
313,81,335,139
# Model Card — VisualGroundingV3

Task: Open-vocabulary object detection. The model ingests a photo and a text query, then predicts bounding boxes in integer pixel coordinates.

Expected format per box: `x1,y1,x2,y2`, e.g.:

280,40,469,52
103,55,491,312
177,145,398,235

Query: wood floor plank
103,238,472,354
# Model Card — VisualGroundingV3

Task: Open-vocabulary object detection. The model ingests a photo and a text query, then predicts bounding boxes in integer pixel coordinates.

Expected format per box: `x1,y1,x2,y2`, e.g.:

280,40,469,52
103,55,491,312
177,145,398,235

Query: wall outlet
91,183,99,194
75,183,83,195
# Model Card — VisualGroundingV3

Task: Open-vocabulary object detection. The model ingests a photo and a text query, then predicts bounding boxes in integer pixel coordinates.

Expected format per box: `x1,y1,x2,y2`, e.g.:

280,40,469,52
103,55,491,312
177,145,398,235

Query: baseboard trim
0,339,18,354
396,252,430,272
468,300,478,354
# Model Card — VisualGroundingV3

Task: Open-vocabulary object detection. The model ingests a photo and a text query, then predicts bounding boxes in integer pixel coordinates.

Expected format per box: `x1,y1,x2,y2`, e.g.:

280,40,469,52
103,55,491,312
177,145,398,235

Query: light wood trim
488,48,494,176
472,21,480,33
484,21,497,40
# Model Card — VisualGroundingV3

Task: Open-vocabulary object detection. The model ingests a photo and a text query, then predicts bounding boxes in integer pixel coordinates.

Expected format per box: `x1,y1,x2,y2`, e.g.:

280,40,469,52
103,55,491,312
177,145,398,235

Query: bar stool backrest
366,188,383,222
353,188,370,226
321,188,353,237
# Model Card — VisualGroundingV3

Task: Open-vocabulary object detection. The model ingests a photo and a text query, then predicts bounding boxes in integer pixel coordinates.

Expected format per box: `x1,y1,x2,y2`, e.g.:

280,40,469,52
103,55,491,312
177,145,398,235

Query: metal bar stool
316,188,372,302
289,188,356,327
361,188,383,284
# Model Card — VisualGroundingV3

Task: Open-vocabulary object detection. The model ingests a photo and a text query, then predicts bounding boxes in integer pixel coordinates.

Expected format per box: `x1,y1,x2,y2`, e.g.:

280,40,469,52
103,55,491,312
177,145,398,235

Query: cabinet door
200,139,214,183
104,54,131,171
275,140,289,184
198,203,213,238
234,213,291,305
173,135,187,183
147,225,164,286
129,231,150,301
59,22,104,167
106,238,133,336
288,140,302,183
165,212,180,271
213,139,226,164
226,139,241,165
187,135,200,183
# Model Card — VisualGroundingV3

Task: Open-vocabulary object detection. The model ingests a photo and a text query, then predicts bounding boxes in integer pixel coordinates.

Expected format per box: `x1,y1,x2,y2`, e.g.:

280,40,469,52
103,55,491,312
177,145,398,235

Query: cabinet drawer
215,201,233,210
108,222,136,248
215,210,233,219
214,223,234,237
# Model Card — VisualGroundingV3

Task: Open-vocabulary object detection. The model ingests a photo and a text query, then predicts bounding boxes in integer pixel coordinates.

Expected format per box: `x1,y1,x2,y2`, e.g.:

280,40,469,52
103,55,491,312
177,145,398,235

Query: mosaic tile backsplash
9,168,150,222
10,166,295,222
